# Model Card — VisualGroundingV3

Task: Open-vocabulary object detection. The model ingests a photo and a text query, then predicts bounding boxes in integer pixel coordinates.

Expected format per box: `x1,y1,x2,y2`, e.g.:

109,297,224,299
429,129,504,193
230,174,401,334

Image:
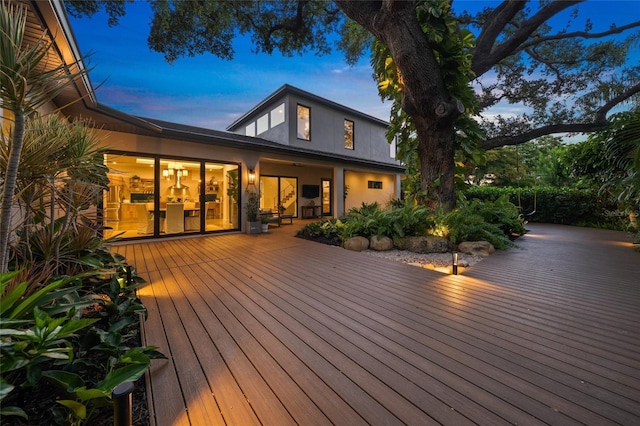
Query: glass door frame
321,178,332,216
103,151,241,239
260,175,298,217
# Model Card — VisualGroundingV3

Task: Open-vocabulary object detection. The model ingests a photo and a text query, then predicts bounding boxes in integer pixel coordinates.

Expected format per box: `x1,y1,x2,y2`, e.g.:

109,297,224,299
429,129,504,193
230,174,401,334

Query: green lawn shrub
463,186,627,229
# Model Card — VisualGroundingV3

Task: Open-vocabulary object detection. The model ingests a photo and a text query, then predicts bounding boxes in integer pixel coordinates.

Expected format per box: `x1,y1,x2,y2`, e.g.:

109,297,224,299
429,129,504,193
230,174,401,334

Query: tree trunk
414,115,456,210
0,110,25,272
336,1,460,210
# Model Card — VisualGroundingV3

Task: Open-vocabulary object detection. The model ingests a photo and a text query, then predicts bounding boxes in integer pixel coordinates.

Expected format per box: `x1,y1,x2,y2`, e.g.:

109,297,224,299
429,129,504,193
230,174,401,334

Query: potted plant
260,214,270,233
245,190,261,234
278,204,286,214
227,170,239,227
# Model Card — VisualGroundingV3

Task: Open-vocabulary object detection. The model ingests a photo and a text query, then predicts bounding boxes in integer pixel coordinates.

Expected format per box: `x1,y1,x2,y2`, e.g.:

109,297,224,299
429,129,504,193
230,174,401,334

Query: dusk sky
67,1,639,133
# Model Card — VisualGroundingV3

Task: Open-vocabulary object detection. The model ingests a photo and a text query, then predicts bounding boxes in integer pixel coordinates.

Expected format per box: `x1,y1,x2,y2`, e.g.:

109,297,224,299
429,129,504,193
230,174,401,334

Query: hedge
463,186,625,229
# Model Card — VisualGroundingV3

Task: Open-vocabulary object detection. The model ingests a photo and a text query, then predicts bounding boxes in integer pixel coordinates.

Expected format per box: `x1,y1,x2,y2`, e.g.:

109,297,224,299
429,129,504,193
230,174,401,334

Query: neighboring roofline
226,84,390,131
32,0,97,107
88,103,165,132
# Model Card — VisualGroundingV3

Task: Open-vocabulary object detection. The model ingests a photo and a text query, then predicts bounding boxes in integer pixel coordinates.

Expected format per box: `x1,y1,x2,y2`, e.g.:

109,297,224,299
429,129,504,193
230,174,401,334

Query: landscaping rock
458,241,495,257
395,236,452,253
343,236,369,251
370,235,394,251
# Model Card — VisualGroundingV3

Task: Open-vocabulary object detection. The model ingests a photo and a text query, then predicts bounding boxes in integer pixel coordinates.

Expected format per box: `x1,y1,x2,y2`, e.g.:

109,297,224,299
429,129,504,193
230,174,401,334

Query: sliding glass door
102,153,239,239
260,175,297,216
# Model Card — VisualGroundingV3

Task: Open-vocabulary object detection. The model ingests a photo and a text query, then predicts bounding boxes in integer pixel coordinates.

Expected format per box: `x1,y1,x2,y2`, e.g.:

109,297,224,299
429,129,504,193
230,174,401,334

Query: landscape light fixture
452,251,459,275
248,168,256,185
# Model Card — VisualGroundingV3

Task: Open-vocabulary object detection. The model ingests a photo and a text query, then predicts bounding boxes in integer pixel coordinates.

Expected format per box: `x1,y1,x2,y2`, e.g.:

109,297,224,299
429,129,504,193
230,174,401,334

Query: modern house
4,0,404,241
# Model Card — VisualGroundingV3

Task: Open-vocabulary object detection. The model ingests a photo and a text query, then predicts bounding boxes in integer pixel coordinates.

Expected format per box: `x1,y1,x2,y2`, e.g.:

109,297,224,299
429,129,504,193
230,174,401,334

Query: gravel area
362,249,484,273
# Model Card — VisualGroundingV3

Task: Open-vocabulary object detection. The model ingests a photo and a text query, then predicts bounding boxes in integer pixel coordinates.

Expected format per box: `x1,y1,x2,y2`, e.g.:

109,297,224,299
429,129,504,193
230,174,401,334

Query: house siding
229,86,400,168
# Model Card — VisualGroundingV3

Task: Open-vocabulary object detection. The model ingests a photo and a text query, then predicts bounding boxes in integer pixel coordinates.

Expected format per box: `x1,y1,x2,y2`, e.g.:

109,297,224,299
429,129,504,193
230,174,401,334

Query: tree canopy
66,0,640,209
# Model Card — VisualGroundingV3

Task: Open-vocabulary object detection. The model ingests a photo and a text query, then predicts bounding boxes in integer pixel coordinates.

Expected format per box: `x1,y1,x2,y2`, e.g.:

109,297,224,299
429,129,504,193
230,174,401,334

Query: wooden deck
113,223,640,425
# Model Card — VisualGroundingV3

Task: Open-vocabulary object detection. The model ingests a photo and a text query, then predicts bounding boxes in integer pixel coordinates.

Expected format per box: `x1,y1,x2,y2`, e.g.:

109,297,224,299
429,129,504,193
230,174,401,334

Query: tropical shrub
298,198,523,248
296,219,343,246
463,186,626,229
379,201,433,238
0,269,164,424
443,195,526,249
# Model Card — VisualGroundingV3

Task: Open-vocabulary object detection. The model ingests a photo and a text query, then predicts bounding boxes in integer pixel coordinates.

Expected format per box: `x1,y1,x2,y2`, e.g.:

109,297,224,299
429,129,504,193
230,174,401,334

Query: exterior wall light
452,251,459,275
248,168,256,185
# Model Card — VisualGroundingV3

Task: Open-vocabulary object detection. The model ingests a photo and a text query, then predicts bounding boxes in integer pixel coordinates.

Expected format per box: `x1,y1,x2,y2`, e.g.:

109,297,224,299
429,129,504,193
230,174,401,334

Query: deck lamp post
113,381,134,426
452,251,459,275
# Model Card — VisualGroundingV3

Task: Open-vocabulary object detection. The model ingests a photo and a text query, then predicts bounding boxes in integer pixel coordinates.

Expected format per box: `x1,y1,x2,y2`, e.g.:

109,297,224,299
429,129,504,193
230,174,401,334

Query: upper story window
246,122,255,137
297,104,310,140
390,135,398,159
257,113,269,135
271,103,285,127
344,119,354,150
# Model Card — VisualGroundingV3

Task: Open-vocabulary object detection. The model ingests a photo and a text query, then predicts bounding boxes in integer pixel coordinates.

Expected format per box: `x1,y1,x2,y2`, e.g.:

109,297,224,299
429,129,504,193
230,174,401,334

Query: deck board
113,223,640,425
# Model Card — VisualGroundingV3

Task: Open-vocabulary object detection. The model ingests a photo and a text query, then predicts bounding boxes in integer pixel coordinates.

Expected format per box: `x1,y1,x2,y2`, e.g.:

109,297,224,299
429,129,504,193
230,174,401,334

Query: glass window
102,153,157,240
390,135,397,158
344,119,354,149
205,163,238,231
102,153,240,240
270,103,285,127
297,104,310,140
246,122,255,137
257,114,269,135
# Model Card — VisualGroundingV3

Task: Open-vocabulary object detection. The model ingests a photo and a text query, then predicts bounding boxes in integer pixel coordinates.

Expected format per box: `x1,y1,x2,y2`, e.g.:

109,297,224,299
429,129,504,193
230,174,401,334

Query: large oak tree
67,0,640,209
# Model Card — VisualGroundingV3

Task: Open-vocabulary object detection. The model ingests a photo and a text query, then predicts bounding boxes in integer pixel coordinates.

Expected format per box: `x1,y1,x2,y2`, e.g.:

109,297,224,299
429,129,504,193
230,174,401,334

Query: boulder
369,235,394,251
343,236,369,252
395,236,452,253
458,241,495,257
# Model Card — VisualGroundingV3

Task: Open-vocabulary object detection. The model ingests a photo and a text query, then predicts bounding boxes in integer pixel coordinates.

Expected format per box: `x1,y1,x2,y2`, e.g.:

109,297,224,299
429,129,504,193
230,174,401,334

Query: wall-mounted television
302,184,320,198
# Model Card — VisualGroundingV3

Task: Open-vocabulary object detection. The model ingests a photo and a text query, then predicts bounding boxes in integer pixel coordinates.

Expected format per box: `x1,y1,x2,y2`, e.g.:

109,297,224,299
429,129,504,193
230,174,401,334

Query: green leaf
75,386,108,402
8,279,68,320
58,317,99,336
57,399,87,419
99,364,148,394
0,281,27,317
0,377,15,401
77,256,105,268
119,347,153,364
0,405,28,418
0,271,20,291
42,370,85,392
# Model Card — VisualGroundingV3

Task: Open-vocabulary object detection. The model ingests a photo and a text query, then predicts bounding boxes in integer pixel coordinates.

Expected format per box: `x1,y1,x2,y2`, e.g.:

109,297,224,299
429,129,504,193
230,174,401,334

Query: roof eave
226,84,390,131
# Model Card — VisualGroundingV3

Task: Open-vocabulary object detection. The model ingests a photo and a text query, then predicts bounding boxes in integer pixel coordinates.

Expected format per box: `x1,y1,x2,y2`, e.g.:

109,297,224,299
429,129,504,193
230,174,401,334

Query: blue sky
67,1,639,132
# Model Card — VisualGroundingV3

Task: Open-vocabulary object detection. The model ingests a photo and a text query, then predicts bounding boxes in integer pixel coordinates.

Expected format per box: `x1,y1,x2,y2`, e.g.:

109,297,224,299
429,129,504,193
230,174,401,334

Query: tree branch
519,20,640,51
473,1,526,62
482,122,606,149
333,0,381,34
482,81,640,149
473,0,582,76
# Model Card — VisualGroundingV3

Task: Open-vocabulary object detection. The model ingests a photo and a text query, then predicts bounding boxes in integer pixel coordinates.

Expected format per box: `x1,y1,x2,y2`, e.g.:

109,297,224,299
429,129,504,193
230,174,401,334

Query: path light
113,381,134,426
248,168,256,185
452,251,459,275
